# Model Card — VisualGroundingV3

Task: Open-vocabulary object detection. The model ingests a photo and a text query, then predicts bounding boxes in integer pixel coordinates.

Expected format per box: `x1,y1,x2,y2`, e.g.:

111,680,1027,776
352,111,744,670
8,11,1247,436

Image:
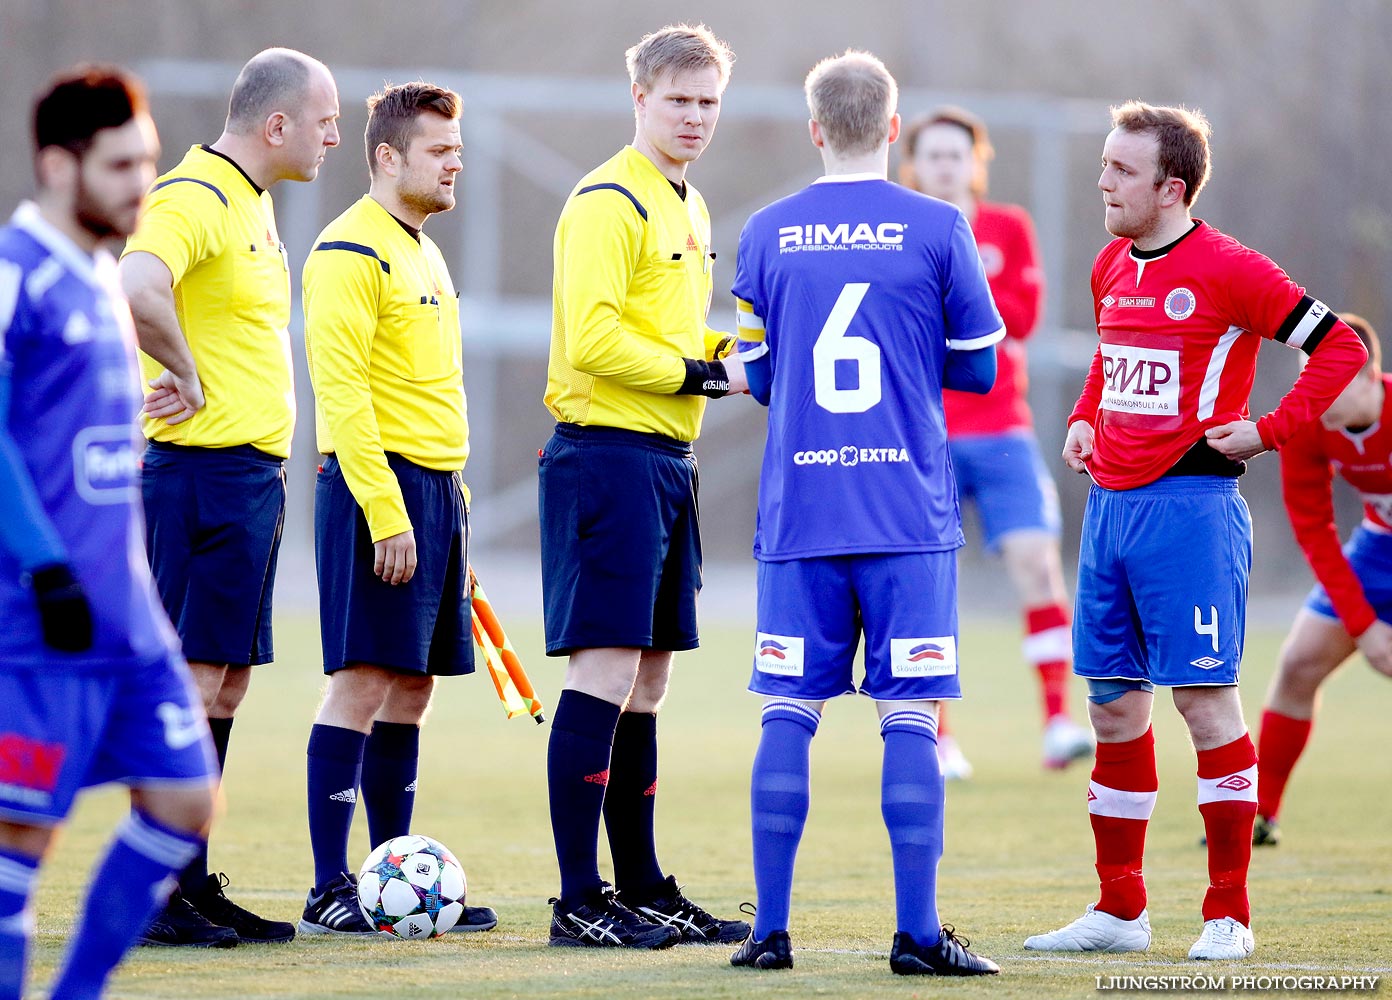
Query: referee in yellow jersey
120,47,340,947
540,24,750,950
297,81,495,937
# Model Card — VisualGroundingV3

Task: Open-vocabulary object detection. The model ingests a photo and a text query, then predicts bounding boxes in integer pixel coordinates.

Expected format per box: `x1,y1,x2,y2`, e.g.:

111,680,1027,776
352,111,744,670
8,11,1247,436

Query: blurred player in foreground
299,81,495,937
900,105,1092,778
1025,101,1366,961
1254,314,1392,845
121,47,339,946
538,24,749,950
728,50,1002,977
0,66,218,997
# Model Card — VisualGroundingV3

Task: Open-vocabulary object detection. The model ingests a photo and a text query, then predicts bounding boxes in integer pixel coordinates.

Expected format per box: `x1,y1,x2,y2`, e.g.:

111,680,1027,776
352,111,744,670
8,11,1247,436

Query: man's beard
74,174,131,241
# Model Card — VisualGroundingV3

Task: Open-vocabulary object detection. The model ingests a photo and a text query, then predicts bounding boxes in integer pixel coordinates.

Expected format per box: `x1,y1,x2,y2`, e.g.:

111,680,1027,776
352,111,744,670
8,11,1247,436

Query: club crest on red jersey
1164,287,1197,320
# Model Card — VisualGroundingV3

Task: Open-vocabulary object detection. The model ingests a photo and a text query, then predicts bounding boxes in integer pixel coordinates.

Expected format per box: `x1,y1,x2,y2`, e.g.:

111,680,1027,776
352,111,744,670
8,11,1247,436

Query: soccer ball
356,834,467,939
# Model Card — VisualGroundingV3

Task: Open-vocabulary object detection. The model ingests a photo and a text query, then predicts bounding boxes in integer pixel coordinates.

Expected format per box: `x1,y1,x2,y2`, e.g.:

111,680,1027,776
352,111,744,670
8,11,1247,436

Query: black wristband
677,358,730,398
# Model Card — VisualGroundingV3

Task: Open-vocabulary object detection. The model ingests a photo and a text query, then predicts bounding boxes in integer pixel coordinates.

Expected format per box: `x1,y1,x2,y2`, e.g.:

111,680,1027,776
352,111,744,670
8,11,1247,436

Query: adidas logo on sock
583,769,609,786
404,780,417,792
643,780,658,796
329,788,357,803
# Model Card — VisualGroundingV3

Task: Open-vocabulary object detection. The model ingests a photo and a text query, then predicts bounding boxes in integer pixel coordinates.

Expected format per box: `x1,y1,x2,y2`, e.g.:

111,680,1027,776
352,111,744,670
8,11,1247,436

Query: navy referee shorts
538,422,702,656
142,441,286,667
315,453,473,677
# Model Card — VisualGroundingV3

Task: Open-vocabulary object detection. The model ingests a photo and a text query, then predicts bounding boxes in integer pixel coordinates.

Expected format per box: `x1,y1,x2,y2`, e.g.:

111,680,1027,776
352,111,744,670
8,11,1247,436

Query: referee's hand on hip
374,530,418,585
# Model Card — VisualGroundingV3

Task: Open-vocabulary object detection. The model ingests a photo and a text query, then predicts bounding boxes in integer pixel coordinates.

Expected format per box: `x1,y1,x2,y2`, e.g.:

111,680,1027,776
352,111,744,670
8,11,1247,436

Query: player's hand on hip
1356,619,1392,678
144,368,205,425
721,352,749,396
374,530,418,585
1204,420,1266,461
1062,420,1094,473
30,563,94,652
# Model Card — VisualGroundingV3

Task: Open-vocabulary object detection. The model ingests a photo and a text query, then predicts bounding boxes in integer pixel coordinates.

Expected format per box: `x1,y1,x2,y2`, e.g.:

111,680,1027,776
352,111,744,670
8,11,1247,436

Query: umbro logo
1101,295,1116,308
1190,656,1224,670
1087,789,1098,802
1216,775,1252,792
329,788,357,803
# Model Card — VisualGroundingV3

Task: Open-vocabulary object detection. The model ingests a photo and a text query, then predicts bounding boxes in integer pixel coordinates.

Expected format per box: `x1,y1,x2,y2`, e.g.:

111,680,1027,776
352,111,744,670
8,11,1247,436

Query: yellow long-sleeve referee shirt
545,146,730,443
123,145,294,457
303,195,468,542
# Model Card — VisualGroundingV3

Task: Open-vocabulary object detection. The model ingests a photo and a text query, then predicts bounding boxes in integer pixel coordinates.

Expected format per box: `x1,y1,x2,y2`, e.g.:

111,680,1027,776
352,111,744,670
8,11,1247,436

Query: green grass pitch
23,611,1392,998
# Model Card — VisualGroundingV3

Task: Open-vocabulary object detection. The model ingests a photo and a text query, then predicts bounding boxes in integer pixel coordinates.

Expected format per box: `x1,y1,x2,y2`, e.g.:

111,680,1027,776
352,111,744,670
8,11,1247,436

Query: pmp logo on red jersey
1164,287,1197,320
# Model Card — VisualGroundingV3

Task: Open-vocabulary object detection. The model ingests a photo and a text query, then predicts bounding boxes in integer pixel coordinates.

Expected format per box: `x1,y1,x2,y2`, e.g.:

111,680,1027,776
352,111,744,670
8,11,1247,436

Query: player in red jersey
1024,101,1366,961
1255,314,1392,846
900,106,1093,778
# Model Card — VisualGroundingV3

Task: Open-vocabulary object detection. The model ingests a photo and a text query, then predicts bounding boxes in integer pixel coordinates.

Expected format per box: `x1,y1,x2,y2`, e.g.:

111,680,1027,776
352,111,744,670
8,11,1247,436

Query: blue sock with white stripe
0,848,39,1000
880,709,945,948
750,700,820,939
49,810,201,1000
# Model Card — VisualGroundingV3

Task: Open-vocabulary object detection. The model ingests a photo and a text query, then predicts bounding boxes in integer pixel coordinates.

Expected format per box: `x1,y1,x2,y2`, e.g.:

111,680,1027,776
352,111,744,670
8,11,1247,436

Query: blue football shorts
142,441,286,666
1303,524,1392,626
751,551,962,702
315,453,473,676
538,423,701,656
0,652,216,826
1073,476,1251,688
949,431,1062,551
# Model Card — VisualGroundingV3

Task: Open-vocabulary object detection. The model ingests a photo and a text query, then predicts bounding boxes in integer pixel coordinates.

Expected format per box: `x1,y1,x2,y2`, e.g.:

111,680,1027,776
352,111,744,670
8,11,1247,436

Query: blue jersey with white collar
0,203,178,670
732,176,1004,560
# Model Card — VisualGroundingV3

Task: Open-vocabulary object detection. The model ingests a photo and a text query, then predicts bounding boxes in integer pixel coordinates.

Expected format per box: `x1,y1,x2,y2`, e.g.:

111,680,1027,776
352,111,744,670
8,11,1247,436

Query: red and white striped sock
1256,709,1311,821
1089,727,1157,920
1197,733,1259,925
1025,603,1072,723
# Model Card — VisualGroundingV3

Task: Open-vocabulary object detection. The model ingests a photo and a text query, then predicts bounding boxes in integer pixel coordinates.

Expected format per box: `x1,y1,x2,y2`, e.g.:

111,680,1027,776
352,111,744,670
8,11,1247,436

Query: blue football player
728,51,1002,976
0,67,219,998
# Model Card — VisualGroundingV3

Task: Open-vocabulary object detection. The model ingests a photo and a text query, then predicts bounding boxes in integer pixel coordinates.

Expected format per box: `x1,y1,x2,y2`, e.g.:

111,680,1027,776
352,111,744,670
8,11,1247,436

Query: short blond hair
805,51,898,156
626,23,733,91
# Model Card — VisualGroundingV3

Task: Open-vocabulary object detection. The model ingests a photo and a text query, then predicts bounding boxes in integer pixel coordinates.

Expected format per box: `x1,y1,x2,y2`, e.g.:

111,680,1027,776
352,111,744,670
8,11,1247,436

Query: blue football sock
603,711,664,895
0,848,39,1000
49,810,200,1000
750,700,819,939
547,690,621,906
179,715,233,895
306,723,367,893
880,709,944,947
361,721,420,849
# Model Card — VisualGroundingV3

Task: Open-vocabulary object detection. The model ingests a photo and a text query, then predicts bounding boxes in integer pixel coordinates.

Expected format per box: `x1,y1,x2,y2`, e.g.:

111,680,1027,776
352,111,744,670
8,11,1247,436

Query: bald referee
297,81,495,937
120,47,340,946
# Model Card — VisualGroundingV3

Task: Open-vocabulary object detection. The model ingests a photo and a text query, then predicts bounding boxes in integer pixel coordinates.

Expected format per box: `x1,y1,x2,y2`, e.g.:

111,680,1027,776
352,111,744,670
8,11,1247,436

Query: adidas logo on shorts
329,788,357,803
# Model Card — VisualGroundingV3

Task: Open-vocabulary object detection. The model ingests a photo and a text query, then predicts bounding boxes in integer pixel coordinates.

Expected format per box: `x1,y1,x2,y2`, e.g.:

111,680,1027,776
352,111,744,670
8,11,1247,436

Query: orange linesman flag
469,567,545,724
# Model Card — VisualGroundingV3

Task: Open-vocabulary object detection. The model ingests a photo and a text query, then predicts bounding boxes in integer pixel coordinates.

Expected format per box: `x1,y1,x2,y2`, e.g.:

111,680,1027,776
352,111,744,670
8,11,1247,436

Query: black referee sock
361,721,420,849
548,690,622,907
307,724,367,894
604,711,665,896
179,716,233,897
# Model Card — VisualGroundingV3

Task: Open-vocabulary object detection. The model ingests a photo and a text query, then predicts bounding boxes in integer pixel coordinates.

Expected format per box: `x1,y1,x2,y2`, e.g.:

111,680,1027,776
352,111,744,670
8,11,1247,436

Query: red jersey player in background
899,106,1093,778
1255,314,1392,846
1024,101,1365,961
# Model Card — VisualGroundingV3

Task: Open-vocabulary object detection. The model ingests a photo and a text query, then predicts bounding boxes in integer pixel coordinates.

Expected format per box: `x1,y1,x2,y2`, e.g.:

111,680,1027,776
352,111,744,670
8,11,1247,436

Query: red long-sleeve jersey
944,201,1043,436
1069,222,1367,490
1280,373,1392,637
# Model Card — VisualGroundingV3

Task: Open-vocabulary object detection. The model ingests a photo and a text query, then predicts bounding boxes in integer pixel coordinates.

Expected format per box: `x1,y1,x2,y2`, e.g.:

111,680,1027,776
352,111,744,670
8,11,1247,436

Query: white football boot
1042,717,1096,770
1024,903,1152,952
937,735,974,781
1188,916,1254,960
